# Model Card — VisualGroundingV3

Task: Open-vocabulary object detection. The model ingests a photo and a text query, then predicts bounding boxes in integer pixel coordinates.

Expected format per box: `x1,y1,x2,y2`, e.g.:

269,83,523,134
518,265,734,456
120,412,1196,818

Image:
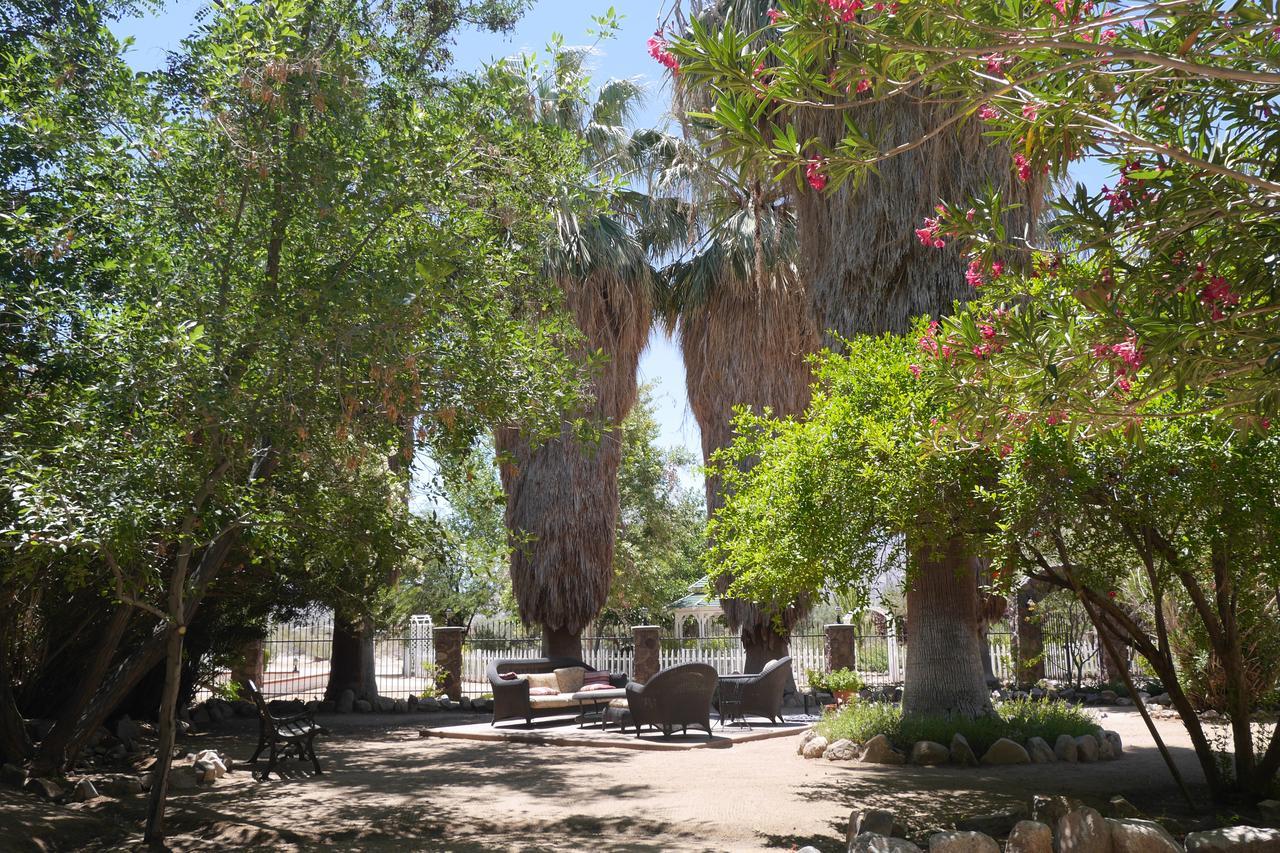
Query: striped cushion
582,671,611,686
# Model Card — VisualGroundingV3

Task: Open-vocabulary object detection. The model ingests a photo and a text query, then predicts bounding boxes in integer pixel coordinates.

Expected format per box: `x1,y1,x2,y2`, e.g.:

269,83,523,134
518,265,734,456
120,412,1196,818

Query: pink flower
981,53,1011,75
999,444,1013,458
767,8,786,24
991,261,1004,277
1100,28,1117,43
965,208,976,221
825,0,864,22
965,258,987,288
1014,153,1032,183
855,78,872,94
908,363,922,378
1022,101,1040,121
916,217,945,248
647,33,680,73
977,104,999,121
805,158,828,192
1199,275,1239,320
980,324,996,339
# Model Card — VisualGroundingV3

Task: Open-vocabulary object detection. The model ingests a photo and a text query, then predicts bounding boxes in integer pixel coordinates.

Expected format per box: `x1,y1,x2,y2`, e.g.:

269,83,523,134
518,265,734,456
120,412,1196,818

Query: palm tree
491,51,679,658
679,0,1040,717
661,168,819,672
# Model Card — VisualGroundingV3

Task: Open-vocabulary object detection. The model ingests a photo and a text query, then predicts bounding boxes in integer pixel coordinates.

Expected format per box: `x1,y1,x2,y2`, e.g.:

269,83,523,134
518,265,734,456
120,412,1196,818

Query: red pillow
498,672,520,680
582,671,611,686
529,686,558,696
578,682,615,692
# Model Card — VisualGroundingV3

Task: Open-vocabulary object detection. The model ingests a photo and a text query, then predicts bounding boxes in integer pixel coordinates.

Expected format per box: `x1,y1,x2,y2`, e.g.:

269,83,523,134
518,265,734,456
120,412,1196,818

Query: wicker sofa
486,657,626,726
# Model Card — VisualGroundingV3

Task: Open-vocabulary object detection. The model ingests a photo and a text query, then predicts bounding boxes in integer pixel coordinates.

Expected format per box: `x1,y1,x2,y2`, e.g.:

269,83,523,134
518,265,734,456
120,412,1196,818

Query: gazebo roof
669,576,720,612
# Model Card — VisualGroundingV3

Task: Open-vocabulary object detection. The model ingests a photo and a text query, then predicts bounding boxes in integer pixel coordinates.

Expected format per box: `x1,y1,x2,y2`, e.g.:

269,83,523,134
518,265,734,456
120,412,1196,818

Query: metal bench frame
246,679,324,780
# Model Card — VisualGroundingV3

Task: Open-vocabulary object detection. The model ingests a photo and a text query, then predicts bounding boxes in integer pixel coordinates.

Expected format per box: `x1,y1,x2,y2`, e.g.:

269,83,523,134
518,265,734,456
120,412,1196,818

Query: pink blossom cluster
824,0,864,22
1022,101,1040,121
1100,160,1150,213
977,103,999,121
767,8,786,24
1199,275,1239,321
964,259,1005,289
647,33,680,73
1014,153,1032,183
1092,335,1144,391
1046,0,1095,26
916,214,946,248
805,157,828,192
981,53,1012,75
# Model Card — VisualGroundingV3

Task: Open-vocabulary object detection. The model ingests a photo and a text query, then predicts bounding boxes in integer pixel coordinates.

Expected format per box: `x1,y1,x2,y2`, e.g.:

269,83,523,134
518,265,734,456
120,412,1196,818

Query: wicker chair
717,656,792,725
486,657,625,726
620,662,719,738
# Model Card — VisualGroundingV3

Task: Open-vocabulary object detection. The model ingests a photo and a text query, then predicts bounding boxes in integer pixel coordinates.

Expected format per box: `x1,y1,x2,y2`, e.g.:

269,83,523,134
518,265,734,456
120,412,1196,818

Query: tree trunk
143,623,183,842
902,539,994,718
230,638,265,691
740,624,789,674
0,652,31,766
324,614,378,701
1016,582,1047,685
542,625,581,660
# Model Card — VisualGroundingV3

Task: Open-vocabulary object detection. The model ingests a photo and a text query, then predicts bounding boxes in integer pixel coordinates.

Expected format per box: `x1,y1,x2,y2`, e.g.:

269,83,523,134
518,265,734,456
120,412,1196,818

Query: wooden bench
245,680,324,780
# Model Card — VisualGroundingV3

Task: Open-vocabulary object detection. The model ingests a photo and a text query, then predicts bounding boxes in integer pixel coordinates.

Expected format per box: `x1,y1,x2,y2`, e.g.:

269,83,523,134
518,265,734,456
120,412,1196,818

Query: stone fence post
432,626,466,700
824,624,857,673
632,625,661,684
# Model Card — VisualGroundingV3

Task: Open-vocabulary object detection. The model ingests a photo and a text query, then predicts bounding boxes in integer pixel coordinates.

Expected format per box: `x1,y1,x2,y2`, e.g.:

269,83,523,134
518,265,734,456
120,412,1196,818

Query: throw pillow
578,682,615,693
525,672,559,692
582,670,611,686
528,686,558,696
498,672,519,681
553,666,586,694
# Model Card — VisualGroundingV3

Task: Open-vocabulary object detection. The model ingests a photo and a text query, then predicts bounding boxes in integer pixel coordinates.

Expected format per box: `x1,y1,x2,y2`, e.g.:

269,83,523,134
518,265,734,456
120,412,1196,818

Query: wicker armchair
622,662,719,738
718,656,792,725
486,657,625,726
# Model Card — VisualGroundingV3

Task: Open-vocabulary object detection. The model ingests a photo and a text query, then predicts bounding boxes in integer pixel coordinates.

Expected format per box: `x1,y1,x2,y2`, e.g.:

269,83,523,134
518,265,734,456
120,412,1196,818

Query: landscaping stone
24,777,63,800
910,740,950,766
1025,737,1056,763
393,699,407,713
849,808,897,839
419,696,441,712
1258,801,1280,827
797,848,822,853
98,775,143,798
824,739,861,761
1148,693,1173,706
1100,690,1119,704
859,734,905,765
1107,818,1182,853
1005,821,1053,853
2,763,25,787
439,698,456,711
376,696,395,713
1183,826,1280,852
848,833,921,852
114,715,141,742
1110,796,1143,819
472,698,492,713
980,738,1030,765
1098,732,1117,760
801,735,829,759
191,705,211,725
73,779,99,802
1057,807,1113,853
949,733,978,767
927,831,998,852
353,699,373,713
1075,734,1100,762
1104,730,1125,757
407,695,418,711
337,689,355,714
956,808,1026,838
1055,734,1079,763
797,729,819,754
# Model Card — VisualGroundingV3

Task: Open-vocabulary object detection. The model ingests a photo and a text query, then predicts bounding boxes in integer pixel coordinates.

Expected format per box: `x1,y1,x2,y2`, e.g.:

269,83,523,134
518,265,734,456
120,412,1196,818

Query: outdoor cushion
582,670,611,686
607,698,630,709
553,666,586,694
498,671,520,680
526,672,559,692
577,682,616,693
528,695,578,710
528,686,558,696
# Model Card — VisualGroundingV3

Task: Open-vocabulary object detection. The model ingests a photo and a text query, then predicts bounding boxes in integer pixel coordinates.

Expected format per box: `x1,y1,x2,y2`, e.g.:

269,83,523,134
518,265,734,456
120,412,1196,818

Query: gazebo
669,576,724,639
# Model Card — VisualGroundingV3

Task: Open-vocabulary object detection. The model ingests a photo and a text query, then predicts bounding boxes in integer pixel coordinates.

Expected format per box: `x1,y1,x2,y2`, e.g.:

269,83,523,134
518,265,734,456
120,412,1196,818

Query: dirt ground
2,709,1240,852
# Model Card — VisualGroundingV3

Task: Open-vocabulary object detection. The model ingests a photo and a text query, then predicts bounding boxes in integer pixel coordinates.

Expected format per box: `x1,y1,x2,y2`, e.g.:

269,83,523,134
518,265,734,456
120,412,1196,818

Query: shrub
815,698,1098,755
807,667,865,693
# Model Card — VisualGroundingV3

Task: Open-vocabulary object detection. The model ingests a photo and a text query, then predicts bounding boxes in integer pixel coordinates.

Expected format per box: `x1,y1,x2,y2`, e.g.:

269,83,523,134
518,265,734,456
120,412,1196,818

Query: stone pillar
825,624,857,673
1016,585,1046,685
432,626,466,700
632,625,661,684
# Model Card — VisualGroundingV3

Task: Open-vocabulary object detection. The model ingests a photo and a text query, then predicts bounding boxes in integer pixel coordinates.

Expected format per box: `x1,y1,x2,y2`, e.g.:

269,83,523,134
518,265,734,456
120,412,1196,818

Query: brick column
825,624,857,673
632,625,661,684
432,626,466,700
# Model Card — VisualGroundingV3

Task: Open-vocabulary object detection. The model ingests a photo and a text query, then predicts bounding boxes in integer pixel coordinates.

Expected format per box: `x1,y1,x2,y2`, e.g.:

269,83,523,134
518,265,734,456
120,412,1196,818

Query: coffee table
571,688,626,728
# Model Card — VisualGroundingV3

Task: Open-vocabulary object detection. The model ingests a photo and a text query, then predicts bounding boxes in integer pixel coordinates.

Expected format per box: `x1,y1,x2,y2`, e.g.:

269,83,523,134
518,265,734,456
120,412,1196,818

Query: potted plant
807,668,864,706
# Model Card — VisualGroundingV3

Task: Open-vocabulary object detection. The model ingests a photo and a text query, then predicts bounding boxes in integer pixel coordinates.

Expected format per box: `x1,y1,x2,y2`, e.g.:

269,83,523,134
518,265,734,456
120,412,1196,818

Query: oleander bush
816,698,1098,755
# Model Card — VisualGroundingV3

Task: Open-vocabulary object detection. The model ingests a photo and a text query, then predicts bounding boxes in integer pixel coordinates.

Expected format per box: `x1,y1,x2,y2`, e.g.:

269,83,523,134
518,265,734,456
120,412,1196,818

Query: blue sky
112,0,706,471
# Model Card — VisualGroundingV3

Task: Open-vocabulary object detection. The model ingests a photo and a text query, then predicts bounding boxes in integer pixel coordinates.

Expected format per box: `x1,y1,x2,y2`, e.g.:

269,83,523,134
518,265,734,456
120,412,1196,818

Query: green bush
815,698,1098,755
806,667,865,693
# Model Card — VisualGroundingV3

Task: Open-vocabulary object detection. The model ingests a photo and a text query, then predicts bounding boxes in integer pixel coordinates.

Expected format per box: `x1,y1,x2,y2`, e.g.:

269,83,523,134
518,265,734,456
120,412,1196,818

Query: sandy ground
4,709,1239,852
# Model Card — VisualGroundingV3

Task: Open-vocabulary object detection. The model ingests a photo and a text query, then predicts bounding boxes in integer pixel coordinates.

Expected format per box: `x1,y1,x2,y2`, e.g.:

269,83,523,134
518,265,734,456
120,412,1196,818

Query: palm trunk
902,539,993,718
542,626,581,660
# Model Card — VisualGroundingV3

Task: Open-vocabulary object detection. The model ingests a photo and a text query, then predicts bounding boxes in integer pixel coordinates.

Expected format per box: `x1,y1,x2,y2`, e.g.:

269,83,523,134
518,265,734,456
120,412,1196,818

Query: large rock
1110,796,1143,819
980,738,1030,765
73,779,99,802
337,689,356,714
24,777,63,800
860,734,905,765
1058,807,1113,853
375,696,395,713
848,833,922,852
1054,734,1079,763
956,808,1026,838
1104,730,1124,758
1098,733,1117,760
1107,818,1181,853
418,696,441,712
1075,734,1100,762
353,699,373,713
1183,826,1280,852
459,696,473,712
797,729,819,754
950,733,978,767
114,715,141,742
849,809,897,840
98,774,144,798
471,697,493,713
802,735,829,759
927,831,998,852
1005,821,1053,853
1259,801,1280,827
393,698,407,714
911,740,950,766
1025,737,1055,763
824,739,861,761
